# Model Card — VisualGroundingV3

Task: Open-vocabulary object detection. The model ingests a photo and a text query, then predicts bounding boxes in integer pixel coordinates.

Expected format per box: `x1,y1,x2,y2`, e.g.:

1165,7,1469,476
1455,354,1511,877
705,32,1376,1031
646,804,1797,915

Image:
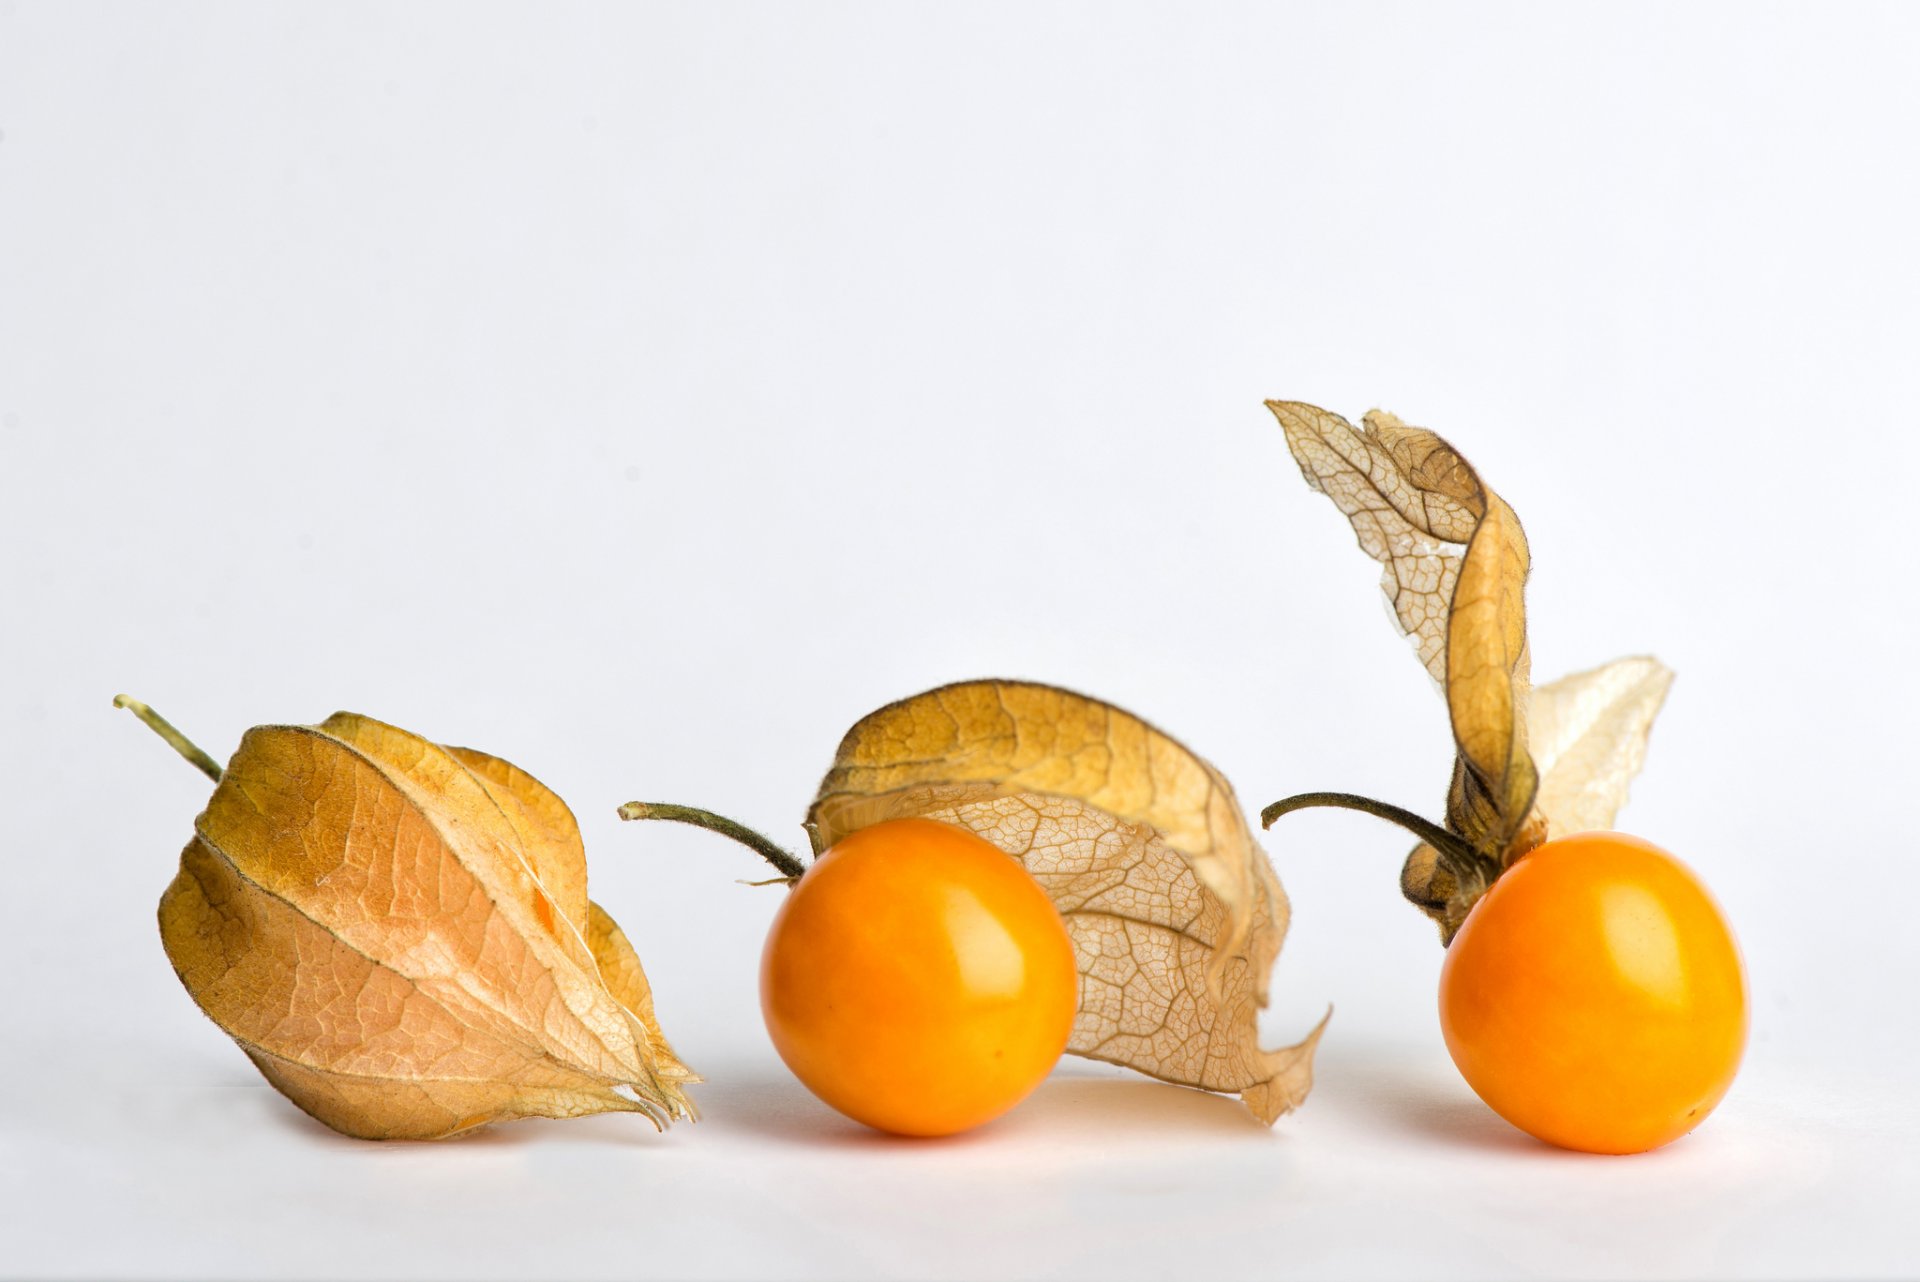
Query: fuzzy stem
113,695,223,783
616,802,807,880
1259,790,1481,876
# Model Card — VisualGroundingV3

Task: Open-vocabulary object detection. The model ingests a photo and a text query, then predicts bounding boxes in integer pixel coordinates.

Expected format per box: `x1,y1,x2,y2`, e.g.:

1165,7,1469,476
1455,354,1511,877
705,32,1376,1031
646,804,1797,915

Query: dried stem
113,695,223,783
616,802,807,881
1259,790,1482,879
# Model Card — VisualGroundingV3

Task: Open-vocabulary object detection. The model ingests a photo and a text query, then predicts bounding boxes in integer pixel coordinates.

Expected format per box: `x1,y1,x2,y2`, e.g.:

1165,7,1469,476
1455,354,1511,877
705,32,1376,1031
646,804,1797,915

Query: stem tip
114,694,224,783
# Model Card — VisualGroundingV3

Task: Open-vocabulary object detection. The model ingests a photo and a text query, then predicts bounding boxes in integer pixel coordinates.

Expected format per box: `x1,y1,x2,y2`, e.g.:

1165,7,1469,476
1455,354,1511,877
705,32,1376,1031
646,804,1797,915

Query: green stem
114,695,222,783
1259,790,1481,877
616,802,807,881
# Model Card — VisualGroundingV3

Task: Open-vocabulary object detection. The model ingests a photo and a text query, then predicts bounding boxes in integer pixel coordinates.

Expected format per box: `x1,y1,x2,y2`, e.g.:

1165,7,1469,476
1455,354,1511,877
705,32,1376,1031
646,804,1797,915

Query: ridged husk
160,712,695,1140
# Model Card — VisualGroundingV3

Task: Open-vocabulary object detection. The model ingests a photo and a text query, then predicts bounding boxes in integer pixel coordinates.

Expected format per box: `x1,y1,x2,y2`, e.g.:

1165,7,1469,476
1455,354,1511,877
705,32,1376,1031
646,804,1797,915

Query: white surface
3,4,1917,1279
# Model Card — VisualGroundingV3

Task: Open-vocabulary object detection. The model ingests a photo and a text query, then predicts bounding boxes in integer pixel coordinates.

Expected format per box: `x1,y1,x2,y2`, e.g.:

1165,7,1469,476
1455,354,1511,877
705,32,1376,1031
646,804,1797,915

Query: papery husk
159,712,694,1140
1268,402,1673,941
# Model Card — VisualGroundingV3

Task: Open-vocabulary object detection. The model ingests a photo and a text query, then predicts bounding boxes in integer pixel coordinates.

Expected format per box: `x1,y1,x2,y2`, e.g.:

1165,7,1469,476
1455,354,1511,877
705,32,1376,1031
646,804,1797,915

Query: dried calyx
622,679,1327,1124
118,695,695,1140
1258,403,1674,943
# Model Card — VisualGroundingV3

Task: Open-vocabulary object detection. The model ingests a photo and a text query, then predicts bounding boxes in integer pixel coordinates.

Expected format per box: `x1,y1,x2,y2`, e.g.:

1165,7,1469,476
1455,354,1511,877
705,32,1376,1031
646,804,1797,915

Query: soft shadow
693,1070,909,1151
448,1111,673,1150
1006,1074,1273,1140
245,1085,679,1152
692,1064,1271,1150
1324,1050,1573,1158
1366,1082,1542,1155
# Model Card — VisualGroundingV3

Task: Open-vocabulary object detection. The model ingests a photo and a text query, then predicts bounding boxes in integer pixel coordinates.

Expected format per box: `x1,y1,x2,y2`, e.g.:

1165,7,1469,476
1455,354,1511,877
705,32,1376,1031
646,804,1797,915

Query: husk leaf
1268,401,1672,940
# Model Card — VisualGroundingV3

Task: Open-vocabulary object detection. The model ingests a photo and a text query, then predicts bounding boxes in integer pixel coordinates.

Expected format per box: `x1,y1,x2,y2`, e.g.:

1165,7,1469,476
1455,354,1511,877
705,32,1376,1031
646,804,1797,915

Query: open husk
806,679,1324,1124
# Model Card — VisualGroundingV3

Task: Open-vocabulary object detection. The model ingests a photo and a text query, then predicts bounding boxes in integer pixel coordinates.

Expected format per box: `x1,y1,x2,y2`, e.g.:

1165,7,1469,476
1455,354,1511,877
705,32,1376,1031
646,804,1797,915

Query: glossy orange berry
1439,832,1747,1154
759,817,1078,1136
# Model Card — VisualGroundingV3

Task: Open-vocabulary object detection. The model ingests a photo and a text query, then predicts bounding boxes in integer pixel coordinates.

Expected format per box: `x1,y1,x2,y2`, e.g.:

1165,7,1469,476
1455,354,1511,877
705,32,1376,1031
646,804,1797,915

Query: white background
3,3,1917,1279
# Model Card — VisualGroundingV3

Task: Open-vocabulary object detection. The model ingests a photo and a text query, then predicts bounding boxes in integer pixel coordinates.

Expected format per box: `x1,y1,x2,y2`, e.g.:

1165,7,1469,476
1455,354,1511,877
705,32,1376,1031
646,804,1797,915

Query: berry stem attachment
113,695,223,783
616,802,807,881
1260,790,1482,878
